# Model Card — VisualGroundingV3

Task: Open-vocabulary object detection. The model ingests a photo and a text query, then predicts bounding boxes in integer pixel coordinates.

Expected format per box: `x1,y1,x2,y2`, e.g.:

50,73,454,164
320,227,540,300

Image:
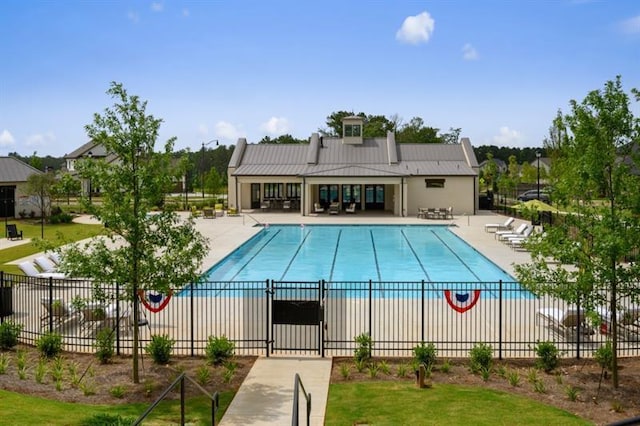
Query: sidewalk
219,357,332,426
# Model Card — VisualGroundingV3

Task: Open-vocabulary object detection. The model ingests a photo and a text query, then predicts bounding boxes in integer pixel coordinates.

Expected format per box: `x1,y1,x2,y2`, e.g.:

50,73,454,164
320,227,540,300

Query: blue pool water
202,225,517,284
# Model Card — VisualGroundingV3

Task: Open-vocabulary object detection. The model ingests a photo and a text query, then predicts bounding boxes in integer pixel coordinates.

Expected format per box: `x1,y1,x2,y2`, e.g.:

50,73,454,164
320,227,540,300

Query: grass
0,388,234,425
0,220,104,274
325,381,589,426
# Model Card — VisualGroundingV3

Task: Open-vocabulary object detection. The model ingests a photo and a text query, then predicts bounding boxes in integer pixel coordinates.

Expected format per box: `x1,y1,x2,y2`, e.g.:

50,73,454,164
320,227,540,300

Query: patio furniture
329,202,340,215
495,223,528,240
18,261,67,279
35,256,58,273
203,208,215,219
314,203,324,213
283,200,291,210
6,224,23,240
484,217,515,233
536,307,595,341
597,306,640,341
260,200,271,211
40,297,78,329
345,203,356,214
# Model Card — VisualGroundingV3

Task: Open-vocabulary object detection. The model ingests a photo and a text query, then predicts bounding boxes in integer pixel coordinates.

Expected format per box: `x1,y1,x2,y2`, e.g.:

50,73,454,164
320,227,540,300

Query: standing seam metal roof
0,157,44,182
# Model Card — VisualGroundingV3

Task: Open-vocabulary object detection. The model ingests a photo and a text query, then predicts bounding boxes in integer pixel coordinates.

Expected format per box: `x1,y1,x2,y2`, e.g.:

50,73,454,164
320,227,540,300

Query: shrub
508,370,521,387
340,363,351,379
79,413,136,426
396,363,408,378
36,332,63,359
205,335,235,365
145,334,174,364
196,365,211,386
368,363,379,378
469,343,493,374
534,341,560,372
594,341,613,371
0,353,8,374
413,342,437,369
0,321,23,350
354,333,373,363
94,328,115,364
565,385,579,401
110,385,126,398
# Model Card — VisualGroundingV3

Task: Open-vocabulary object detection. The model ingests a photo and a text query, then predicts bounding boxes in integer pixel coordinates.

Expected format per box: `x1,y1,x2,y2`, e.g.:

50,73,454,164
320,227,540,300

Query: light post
536,151,541,200
86,151,93,203
201,139,219,200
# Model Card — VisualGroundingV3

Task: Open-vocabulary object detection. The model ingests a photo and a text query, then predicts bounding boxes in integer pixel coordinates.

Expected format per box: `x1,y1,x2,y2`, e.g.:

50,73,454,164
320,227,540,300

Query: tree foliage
258,134,308,144
53,172,81,205
25,171,56,220
514,76,640,388
59,82,209,383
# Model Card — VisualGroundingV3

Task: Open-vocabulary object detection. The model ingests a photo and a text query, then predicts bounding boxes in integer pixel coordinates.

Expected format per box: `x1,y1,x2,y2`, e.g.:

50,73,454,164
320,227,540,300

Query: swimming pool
202,224,516,283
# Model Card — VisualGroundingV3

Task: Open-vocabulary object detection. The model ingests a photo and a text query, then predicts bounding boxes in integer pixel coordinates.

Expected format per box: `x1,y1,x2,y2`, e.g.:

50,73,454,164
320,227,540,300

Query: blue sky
1,1,639,157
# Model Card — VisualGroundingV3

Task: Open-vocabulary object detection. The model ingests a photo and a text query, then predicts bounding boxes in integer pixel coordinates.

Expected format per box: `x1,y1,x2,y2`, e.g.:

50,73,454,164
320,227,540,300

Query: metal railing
1,272,639,359
133,372,219,426
292,373,311,426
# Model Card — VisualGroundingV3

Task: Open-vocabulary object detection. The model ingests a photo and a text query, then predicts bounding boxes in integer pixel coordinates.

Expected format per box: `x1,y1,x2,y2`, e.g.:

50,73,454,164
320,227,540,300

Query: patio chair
260,200,271,211
426,208,437,219
314,203,324,213
536,307,595,341
6,224,23,240
484,217,514,233
329,202,340,215
214,203,225,217
345,202,356,214
501,225,534,244
35,256,58,273
202,208,215,219
48,252,62,265
18,261,67,279
40,297,77,329
283,200,291,210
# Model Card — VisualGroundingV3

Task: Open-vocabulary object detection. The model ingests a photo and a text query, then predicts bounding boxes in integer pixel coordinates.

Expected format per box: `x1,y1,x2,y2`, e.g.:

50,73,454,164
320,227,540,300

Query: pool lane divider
369,230,383,296
328,229,342,282
430,229,497,298
229,228,282,282
279,228,312,281
400,229,433,286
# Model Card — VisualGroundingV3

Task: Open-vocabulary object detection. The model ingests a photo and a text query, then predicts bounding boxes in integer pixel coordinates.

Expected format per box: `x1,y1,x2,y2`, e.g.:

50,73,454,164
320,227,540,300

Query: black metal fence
1,272,639,359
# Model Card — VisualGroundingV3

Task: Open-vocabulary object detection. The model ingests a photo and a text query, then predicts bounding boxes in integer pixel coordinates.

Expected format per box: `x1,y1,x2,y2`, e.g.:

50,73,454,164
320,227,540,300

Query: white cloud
492,127,523,147
197,124,209,137
151,2,163,12
127,11,139,23
26,132,56,148
620,15,640,34
462,43,479,61
0,130,15,148
396,11,435,45
260,117,290,135
215,121,245,141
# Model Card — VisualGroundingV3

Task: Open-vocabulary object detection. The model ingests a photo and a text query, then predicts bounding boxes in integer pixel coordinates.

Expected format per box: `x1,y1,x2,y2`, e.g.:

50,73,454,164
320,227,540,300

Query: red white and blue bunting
138,289,173,313
444,290,481,313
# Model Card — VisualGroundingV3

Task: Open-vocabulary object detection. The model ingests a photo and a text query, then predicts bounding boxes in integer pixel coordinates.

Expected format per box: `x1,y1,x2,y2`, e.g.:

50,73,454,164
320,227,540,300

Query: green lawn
0,389,235,425
325,381,589,426
1,221,105,274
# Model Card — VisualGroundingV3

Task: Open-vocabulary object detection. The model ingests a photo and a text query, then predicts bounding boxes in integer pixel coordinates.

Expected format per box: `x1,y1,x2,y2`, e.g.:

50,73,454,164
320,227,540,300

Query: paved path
220,357,332,426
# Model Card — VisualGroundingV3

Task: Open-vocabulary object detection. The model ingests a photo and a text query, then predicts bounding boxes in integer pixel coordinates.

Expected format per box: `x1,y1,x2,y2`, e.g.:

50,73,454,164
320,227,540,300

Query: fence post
368,280,372,348
0,271,4,325
48,277,54,332
190,282,195,357
498,280,503,360
576,294,581,359
320,279,325,358
421,279,425,343
266,279,271,357
116,282,121,356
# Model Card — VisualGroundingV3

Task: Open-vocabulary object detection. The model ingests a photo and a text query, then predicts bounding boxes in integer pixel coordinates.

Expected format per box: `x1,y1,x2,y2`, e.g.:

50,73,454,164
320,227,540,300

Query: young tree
515,76,640,388
54,172,81,205
25,171,56,238
58,82,209,383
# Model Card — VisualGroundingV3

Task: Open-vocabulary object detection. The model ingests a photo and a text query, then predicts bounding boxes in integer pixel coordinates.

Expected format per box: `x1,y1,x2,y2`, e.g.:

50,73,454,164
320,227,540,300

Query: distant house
63,141,118,197
530,157,551,175
227,116,480,216
0,156,44,219
479,158,507,174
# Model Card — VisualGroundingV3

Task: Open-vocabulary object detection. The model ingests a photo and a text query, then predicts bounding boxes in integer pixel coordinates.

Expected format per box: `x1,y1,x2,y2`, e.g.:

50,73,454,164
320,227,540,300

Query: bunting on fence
444,290,481,313
138,289,173,313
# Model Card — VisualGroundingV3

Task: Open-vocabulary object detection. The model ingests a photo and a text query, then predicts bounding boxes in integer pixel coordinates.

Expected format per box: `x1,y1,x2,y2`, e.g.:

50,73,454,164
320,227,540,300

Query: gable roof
231,134,478,178
0,157,43,182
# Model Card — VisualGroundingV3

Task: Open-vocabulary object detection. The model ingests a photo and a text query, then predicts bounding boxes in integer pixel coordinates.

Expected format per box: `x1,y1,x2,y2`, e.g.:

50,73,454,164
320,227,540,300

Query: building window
286,183,300,199
344,124,361,137
425,179,445,188
264,183,283,199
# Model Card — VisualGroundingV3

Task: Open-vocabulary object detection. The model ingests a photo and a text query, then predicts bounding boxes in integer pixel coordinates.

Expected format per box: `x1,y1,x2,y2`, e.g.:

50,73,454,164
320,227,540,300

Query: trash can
0,284,13,317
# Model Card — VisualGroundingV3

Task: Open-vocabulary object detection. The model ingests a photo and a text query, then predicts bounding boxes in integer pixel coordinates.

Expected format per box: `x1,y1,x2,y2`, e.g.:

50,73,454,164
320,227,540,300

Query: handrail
133,372,219,426
291,373,311,426
243,213,262,226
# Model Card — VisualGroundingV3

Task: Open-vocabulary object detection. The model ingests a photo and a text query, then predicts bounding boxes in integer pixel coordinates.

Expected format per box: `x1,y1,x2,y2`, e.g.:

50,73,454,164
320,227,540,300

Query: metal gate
269,280,324,355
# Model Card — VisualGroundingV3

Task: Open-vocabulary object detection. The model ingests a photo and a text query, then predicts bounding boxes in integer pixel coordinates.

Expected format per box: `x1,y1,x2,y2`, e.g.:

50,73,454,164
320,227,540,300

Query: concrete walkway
220,357,332,426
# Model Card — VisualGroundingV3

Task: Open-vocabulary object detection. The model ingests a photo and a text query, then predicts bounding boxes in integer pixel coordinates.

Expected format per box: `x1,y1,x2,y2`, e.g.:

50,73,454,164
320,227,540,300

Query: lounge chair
484,217,514,233
501,225,534,244
597,306,640,341
314,203,325,213
48,252,62,265
345,203,356,214
35,256,58,273
18,261,67,279
41,297,77,329
329,202,340,215
6,224,23,240
80,302,126,335
495,223,528,240
536,307,595,341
